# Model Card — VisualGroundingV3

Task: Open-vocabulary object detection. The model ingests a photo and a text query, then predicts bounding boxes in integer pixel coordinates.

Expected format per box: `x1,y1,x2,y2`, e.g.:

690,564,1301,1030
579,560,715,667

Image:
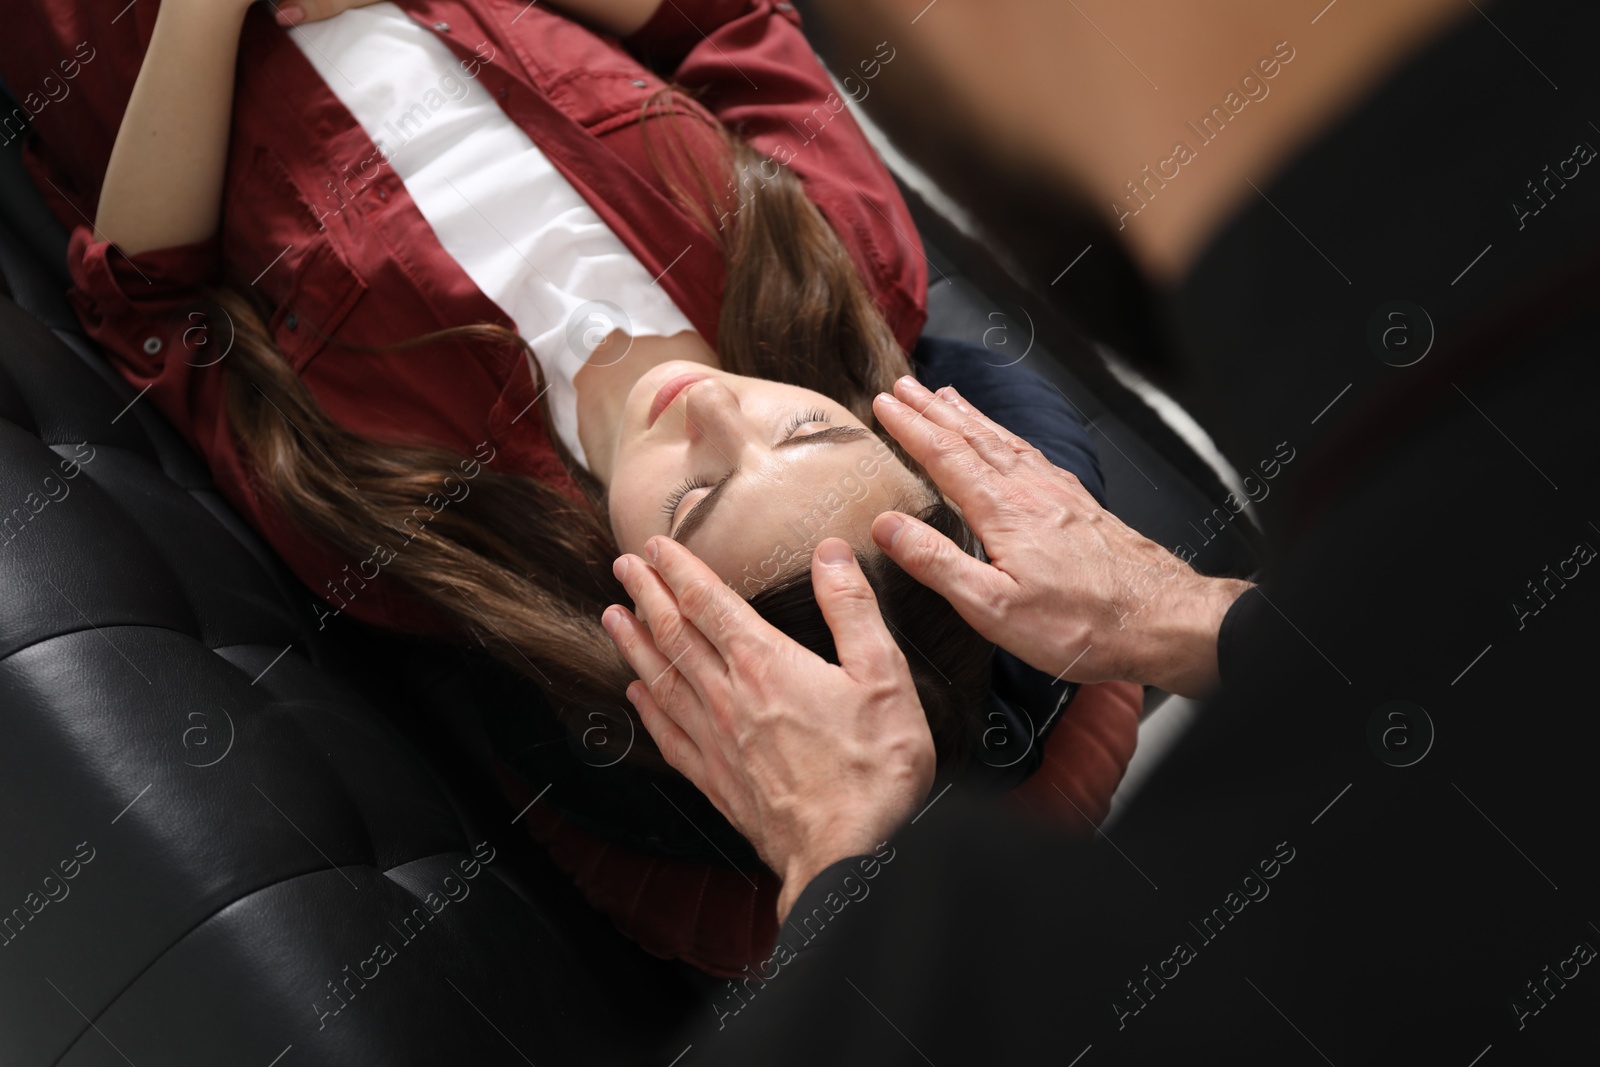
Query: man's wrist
778,835,875,923
1146,576,1254,698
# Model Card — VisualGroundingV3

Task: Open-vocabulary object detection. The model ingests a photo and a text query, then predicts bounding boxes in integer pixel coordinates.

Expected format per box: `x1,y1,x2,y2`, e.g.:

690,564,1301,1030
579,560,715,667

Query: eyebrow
669,425,872,547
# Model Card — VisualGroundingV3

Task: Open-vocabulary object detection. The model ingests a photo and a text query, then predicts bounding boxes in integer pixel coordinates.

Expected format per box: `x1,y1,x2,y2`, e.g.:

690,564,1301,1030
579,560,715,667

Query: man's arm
603,536,936,923
871,377,1252,698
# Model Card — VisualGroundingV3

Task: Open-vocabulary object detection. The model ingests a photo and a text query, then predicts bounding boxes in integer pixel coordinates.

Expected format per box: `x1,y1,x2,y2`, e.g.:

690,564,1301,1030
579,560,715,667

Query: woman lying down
10,0,1141,973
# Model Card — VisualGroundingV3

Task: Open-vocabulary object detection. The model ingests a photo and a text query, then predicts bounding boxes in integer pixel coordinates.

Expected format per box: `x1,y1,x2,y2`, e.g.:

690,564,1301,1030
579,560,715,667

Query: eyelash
660,476,709,520
784,407,832,437
660,409,834,523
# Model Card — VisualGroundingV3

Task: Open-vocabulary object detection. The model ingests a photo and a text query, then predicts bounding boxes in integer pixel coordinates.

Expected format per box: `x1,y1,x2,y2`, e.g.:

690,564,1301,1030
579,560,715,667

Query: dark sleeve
1216,583,1268,691
784,854,872,941
687,789,1154,1064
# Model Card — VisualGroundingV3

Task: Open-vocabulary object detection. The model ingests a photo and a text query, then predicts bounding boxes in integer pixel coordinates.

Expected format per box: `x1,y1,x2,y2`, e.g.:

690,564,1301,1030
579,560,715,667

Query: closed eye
666,423,873,543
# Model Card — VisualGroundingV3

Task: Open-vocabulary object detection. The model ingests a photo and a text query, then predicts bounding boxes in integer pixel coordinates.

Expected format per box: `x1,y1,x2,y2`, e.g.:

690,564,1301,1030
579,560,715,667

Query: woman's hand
602,536,935,922
266,0,386,27
872,376,1252,698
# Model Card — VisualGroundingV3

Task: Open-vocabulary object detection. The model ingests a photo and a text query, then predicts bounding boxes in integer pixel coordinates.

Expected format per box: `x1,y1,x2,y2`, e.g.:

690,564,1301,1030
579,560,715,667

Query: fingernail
274,3,305,27
624,681,642,706
601,605,623,635
873,512,906,551
875,391,900,407
896,375,929,397
612,556,631,583
817,538,854,566
646,538,661,564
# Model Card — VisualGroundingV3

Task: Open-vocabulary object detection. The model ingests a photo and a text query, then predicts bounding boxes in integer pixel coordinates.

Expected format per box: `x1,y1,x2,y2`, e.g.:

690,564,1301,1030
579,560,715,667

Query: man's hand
602,536,935,922
872,376,1252,698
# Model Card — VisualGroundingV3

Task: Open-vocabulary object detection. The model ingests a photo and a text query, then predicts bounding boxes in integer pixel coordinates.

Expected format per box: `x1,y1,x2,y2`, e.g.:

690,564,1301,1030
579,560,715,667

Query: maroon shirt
1,0,927,637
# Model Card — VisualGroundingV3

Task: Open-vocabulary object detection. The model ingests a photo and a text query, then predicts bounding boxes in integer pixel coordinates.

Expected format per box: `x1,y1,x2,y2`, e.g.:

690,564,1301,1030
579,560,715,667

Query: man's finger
603,601,704,713
871,510,1007,632
931,385,1059,473
624,679,706,782
613,553,726,690
894,378,1026,474
646,537,780,660
874,391,1009,516
810,538,906,678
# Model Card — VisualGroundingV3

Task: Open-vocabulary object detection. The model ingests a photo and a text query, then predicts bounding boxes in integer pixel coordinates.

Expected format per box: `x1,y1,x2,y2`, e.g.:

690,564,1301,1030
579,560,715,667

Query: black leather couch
0,63,1255,1064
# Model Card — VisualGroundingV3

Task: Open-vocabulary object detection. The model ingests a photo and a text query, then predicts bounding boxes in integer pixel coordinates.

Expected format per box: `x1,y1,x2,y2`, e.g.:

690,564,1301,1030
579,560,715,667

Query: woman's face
605,360,928,595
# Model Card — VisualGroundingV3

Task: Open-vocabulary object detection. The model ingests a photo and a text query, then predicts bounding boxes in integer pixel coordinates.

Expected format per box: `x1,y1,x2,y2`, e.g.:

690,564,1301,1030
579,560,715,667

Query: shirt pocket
224,143,369,374
524,19,668,131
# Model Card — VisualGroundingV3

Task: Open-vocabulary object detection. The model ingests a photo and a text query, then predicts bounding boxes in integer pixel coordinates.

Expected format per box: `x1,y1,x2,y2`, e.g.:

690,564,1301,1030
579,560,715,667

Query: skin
580,332,927,578
606,377,1250,920
90,0,1203,927
96,0,669,252
605,0,1483,925
93,0,920,589
603,537,933,923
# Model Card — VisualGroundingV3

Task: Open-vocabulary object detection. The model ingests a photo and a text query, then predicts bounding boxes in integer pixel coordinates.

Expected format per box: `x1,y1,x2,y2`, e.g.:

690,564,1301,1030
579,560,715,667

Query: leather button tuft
433,21,450,32
631,79,648,88
142,336,162,355
285,312,299,331
376,187,389,201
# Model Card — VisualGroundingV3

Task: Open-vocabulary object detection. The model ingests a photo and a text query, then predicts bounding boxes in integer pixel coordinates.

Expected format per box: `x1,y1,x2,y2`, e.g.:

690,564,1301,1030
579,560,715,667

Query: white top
289,3,697,469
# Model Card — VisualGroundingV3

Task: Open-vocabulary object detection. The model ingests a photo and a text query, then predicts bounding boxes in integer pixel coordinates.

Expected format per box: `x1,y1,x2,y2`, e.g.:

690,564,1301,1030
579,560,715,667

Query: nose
680,378,756,457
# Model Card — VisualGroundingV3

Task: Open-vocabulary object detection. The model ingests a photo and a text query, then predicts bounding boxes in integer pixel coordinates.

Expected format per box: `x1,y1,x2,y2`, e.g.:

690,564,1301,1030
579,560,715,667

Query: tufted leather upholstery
0,136,697,1066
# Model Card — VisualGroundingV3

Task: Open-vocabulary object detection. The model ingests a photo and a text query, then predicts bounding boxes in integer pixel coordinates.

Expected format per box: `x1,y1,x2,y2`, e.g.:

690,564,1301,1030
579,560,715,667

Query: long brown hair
208,88,992,767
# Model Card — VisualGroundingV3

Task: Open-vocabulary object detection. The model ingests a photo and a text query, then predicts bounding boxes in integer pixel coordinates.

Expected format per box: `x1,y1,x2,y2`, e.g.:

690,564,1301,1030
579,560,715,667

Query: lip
647,373,711,427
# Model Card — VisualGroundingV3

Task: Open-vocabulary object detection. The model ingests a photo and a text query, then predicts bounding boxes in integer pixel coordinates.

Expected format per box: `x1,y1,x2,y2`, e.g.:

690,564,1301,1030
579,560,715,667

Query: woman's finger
644,537,781,662
272,0,385,27
612,553,727,689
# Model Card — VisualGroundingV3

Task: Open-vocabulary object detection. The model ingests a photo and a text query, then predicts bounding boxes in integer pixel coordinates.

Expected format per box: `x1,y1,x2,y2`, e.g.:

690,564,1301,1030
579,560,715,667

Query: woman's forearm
542,0,664,37
95,0,253,255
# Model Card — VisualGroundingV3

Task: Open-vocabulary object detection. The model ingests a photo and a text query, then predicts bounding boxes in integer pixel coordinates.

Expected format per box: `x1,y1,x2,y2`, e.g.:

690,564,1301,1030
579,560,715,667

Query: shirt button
433,21,450,32
142,336,162,355
285,312,299,331
631,79,648,88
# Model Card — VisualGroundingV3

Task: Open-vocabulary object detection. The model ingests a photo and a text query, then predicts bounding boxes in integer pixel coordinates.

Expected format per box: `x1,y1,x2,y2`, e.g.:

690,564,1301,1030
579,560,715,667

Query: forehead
685,436,923,596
